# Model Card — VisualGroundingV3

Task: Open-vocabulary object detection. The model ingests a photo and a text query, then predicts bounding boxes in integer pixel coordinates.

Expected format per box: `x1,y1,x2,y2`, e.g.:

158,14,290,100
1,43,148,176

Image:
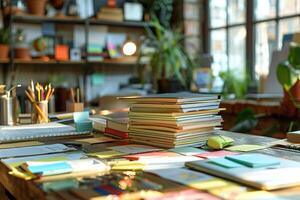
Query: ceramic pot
14,47,31,60
0,44,9,59
27,0,47,16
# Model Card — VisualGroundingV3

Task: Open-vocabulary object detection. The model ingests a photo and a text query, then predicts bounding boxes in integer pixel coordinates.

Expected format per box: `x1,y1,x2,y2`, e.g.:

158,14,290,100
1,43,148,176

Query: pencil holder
32,100,49,124
66,101,84,112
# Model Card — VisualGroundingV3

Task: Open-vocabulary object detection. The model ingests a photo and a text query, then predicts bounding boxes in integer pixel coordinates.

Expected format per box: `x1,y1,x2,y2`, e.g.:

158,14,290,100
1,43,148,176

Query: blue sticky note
73,111,89,123
73,112,93,132
28,162,72,176
208,157,244,168
226,153,280,168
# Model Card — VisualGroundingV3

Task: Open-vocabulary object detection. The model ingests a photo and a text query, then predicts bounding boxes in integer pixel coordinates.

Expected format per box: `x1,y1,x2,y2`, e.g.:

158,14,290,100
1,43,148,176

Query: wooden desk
0,131,300,200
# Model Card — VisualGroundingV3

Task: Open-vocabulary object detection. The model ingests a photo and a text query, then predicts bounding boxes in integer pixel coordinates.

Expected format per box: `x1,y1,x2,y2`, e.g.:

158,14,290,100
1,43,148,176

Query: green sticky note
169,147,206,156
208,157,243,168
226,144,266,152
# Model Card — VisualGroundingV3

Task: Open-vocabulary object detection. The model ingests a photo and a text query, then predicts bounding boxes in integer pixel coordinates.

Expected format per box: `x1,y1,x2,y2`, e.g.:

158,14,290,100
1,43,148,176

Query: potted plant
26,0,47,16
277,42,300,112
14,28,31,60
219,69,248,99
0,28,9,59
140,19,194,93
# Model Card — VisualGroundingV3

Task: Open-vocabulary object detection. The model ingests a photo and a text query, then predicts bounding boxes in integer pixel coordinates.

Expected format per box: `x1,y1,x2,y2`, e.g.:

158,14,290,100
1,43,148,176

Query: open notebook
0,123,90,142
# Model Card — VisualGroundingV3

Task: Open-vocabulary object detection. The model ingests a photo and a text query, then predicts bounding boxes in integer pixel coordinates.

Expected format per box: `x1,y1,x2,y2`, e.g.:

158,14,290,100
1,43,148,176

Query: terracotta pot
14,48,31,60
27,0,47,16
0,44,9,59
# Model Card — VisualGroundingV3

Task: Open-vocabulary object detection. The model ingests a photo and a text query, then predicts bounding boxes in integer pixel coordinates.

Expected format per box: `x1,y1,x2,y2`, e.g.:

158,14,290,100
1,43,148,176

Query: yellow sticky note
9,167,36,180
226,144,266,152
88,150,126,159
111,160,145,171
234,191,280,200
0,141,44,149
75,136,115,144
189,178,232,190
8,156,68,168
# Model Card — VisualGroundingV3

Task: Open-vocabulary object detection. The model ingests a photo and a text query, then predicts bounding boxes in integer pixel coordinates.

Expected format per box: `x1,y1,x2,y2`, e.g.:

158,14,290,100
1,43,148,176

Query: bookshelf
2,14,149,84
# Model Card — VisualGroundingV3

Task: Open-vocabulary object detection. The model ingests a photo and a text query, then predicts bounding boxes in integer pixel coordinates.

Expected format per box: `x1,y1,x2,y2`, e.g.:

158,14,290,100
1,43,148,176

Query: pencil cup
66,101,84,112
0,95,17,125
32,100,49,124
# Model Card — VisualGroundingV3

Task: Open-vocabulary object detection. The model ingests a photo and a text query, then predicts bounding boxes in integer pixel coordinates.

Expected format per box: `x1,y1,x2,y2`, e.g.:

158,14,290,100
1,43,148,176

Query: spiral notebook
0,123,90,143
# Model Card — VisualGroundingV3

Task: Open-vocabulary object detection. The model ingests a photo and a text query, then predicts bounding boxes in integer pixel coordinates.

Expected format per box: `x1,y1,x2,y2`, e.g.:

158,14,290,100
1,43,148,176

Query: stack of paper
91,112,129,139
121,93,223,148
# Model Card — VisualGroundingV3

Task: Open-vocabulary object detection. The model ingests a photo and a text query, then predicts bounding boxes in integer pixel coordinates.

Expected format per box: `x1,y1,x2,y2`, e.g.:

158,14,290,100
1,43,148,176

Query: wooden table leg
0,182,9,200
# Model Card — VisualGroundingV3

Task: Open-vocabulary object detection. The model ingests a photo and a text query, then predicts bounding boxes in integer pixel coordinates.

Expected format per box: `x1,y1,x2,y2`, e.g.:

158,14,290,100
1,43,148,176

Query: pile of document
121,93,223,148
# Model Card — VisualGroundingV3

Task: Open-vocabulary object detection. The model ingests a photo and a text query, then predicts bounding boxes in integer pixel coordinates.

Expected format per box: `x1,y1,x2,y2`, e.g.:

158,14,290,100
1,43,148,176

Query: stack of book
97,6,123,22
120,93,223,148
91,112,129,139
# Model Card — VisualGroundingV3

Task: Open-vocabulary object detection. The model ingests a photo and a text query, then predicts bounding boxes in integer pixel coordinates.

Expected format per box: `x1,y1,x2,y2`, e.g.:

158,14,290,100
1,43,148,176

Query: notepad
225,154,280,168
27,162,72,176
0,123,89,143
208,157,243,168
169,147,207,156
0,144,74,159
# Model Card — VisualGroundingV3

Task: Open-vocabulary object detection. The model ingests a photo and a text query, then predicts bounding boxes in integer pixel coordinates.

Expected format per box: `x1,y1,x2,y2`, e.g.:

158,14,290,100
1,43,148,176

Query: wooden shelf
88,18,151,28
12,14,85,25
4,59,143,66
14,59,85,65
11,14,151,29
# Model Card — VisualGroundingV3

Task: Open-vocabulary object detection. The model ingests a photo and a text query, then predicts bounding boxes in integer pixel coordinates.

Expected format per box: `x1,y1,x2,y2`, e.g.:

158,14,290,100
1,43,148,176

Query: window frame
204,0,300,89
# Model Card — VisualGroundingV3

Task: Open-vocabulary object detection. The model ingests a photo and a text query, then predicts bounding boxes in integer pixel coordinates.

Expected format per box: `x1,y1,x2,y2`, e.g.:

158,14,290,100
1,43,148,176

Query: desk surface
0,131,300,200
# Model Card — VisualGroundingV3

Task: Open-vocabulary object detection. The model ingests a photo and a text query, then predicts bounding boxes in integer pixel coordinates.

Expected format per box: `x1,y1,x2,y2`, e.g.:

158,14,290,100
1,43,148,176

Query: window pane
279,0,300,16
211,29,227,76
228,26,246,74
278,17,300,48
210,0,226,28
228,0,246,24
255,0,276,20
255,21,276,77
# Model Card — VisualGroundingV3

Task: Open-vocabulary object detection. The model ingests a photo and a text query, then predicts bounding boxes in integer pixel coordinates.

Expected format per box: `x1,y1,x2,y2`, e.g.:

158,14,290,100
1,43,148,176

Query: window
209,0,246,79
208,0,300,85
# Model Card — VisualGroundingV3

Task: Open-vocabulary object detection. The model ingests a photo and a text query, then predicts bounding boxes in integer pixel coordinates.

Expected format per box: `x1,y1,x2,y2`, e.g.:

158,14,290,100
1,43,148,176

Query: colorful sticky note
208,157,244,168
225,154,280,168
226,144,266,152
75,136,115,144
108,144,162,154
123,151,179,161
73,112,93,132
195,150,239,159
88,150,127,159
169,147,207,156
27,162,72,176
149,168,213,185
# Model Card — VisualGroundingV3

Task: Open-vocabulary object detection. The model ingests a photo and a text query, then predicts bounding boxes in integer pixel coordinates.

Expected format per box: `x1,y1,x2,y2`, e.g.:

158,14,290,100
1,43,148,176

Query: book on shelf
97,7,123,22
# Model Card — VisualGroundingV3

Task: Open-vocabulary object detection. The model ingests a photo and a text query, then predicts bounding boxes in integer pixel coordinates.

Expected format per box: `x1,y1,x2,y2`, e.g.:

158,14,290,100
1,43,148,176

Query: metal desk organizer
0,85,20,126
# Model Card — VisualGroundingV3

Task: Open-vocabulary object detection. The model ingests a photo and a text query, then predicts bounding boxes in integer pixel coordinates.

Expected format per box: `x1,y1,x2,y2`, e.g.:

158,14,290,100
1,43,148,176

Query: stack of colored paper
120,93,223,148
